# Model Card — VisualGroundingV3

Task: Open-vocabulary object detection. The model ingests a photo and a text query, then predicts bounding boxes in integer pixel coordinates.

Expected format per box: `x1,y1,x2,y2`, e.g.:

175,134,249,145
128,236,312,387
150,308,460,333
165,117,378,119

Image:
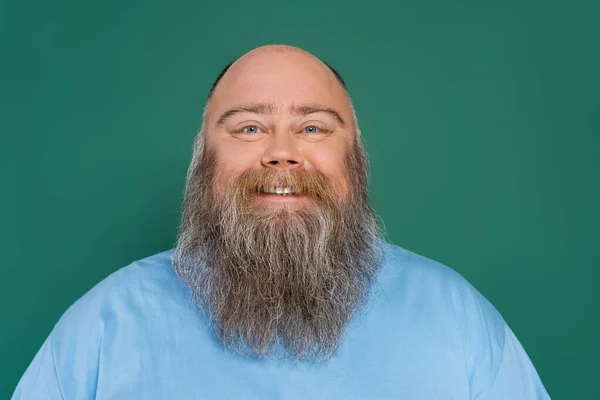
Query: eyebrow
215,102,346,127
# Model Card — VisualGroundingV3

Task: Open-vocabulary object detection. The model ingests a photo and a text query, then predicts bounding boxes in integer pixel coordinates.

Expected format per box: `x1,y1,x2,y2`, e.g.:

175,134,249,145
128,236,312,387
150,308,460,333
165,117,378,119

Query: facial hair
173,136,382,361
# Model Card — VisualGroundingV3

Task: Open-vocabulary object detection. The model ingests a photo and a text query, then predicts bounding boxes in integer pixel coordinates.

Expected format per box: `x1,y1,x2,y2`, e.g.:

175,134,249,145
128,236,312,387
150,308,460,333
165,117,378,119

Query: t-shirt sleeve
479,325,551,400
12,279,107,400
12,334,65,400
448,271,551,400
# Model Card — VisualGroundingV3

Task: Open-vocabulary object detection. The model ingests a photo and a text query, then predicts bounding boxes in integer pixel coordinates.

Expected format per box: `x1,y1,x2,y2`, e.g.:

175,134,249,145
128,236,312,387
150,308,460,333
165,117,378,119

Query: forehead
207,51,352,125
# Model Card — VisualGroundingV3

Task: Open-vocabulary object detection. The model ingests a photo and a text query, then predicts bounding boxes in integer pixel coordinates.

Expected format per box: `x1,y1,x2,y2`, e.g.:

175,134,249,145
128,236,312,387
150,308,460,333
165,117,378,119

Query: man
13,44,550,399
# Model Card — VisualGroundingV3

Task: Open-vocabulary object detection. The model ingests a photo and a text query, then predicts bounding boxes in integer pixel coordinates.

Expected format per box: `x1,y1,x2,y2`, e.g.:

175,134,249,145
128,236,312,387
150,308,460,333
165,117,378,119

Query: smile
260,186,303,196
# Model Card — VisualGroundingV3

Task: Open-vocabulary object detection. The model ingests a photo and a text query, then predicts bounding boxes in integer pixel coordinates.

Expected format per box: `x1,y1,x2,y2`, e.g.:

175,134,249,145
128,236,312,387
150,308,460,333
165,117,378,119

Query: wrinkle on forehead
215,102,347,127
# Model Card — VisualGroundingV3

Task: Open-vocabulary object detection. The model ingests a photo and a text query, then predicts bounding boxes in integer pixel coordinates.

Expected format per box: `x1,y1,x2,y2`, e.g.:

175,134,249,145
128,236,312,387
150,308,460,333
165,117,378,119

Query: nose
261,132,305,170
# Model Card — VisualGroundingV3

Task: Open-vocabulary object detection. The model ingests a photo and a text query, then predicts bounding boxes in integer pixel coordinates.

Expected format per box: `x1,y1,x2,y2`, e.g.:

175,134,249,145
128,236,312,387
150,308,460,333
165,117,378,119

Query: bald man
13,45,550,399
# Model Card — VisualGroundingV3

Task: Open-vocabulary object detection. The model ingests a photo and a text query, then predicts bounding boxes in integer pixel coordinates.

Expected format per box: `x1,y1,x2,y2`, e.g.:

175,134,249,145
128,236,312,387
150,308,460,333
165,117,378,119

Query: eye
303,125,321,134
240,125,261,134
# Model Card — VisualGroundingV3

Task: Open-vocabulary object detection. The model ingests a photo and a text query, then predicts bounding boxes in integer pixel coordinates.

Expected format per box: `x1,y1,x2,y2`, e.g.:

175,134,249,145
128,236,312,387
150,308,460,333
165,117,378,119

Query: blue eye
304,125,320,134
242,125,260,134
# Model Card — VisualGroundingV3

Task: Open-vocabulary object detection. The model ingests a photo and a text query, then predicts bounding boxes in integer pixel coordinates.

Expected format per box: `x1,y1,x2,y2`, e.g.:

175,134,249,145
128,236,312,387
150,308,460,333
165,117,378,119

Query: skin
204,45,358,206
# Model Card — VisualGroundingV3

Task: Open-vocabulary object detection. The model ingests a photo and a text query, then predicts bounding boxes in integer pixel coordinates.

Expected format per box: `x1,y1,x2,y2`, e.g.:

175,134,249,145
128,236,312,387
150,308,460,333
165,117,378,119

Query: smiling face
173,45,381,361
204,46,357,209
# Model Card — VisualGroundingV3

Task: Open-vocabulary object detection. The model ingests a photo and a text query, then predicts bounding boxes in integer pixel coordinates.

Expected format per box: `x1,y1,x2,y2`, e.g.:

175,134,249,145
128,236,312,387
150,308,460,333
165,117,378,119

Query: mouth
254,186,308,203
259,186,304,196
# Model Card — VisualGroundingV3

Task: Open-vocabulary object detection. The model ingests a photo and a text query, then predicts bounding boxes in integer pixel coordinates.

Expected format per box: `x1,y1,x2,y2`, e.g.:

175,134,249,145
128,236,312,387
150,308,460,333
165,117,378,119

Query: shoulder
377,241,503,319
50,248,190,349
376,241,491,303
377,240,505,330
375,243,551,398
376,241,507,384
25,249,189,398
61,249,182,312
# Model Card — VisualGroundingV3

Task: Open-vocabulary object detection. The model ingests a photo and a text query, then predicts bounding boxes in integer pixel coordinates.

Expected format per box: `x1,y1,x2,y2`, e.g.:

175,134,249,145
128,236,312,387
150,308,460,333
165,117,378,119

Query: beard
173,136,382,361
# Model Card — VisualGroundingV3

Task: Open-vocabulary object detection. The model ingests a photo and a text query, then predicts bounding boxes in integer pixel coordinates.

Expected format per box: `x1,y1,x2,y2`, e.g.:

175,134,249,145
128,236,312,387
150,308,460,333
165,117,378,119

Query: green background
1,0,598,398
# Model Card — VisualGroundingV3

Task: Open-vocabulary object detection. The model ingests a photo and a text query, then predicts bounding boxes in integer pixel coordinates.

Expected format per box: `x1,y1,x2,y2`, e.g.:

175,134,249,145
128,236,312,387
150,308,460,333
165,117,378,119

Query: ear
356,129,362,137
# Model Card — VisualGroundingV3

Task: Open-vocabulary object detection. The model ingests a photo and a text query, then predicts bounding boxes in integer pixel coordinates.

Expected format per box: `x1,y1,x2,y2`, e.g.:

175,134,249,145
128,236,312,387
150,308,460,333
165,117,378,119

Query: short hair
207,60,348,100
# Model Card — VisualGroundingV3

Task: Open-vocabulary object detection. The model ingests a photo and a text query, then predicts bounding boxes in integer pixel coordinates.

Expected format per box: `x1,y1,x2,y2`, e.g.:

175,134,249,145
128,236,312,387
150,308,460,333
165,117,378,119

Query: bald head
203,45,356,130
207,45,348,100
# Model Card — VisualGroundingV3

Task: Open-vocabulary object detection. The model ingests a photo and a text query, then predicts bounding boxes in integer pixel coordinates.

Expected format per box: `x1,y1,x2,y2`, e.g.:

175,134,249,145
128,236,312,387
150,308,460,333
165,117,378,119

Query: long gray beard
173,137,382,361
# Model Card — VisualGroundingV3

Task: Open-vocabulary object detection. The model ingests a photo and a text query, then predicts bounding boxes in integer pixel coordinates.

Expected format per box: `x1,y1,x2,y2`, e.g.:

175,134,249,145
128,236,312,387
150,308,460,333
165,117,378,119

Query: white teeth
263,186,297,195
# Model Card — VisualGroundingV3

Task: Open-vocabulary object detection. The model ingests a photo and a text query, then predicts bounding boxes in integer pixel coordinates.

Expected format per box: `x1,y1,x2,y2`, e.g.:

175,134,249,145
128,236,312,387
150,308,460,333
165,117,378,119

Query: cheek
306,148,351,196
211,145,261,191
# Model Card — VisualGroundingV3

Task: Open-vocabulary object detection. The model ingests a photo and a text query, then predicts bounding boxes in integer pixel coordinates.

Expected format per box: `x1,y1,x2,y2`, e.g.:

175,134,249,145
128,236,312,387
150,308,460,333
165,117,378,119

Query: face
204,48,357,209
173,46,381,361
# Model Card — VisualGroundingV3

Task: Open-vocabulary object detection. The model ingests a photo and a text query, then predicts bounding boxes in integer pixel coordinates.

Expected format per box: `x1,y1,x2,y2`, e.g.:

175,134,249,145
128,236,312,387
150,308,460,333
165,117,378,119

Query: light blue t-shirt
13,243,550,399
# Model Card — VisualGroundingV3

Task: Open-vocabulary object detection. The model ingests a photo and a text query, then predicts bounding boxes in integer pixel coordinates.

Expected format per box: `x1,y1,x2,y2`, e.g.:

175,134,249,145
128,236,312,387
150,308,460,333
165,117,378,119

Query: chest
93,322,469,400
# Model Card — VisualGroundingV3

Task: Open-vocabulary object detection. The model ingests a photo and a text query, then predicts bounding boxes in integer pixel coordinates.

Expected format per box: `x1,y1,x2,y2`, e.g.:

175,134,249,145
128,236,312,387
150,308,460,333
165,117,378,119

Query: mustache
234,168,337,206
